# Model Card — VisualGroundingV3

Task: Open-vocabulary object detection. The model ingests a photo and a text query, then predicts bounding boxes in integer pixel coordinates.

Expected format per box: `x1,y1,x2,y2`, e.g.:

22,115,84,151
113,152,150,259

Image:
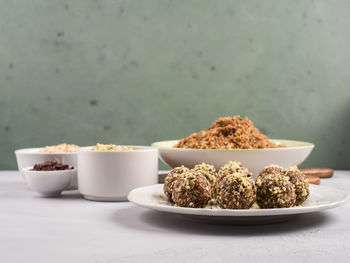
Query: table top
1,171,349,263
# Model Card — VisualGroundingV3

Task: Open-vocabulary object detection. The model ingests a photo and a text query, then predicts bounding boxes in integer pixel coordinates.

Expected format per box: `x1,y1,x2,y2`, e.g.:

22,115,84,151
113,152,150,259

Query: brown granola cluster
164,162,310,210
175,116,284,149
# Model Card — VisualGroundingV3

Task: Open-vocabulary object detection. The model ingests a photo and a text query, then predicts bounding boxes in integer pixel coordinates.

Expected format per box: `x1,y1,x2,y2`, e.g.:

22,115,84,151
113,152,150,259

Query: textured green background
1,0,350,170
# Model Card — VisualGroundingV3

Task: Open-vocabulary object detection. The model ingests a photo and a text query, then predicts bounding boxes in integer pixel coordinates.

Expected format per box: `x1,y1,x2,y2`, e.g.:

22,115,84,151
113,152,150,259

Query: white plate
128,184,349,224
152,139,314,176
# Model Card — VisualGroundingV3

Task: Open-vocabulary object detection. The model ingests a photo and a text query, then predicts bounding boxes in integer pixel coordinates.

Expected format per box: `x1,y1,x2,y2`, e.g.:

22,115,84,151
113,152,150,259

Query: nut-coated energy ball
163,166,189,202
172,172,212,208
256,173,296,208
216,173,256,209
284,166,310,206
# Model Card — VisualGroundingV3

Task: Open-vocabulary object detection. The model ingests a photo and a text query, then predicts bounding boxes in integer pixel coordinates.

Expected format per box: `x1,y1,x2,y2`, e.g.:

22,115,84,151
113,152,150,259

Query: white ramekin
77,146,158,201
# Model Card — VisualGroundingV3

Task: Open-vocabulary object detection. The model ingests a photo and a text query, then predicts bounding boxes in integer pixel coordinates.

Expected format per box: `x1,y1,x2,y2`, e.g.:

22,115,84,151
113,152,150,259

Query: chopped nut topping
91,143,133,151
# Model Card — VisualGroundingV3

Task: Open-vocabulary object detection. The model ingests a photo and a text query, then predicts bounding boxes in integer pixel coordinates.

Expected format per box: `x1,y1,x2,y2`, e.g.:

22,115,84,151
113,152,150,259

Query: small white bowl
152,139,314,176
21,167,77,197
15,148,78,189
78,146,158,201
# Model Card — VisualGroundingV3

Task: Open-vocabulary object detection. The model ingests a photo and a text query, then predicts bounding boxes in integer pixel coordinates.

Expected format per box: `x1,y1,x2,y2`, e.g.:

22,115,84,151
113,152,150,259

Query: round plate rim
128,184,349,217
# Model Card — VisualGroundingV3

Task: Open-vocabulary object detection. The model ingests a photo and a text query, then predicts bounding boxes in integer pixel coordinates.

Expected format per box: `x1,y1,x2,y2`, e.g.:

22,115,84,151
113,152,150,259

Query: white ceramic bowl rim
15,148,78,155
78,145,158,153
21,166,77,173
152,139,314,152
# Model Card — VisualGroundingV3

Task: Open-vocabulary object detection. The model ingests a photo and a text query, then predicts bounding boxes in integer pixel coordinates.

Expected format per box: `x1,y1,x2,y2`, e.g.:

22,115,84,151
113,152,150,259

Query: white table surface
1,170,349,263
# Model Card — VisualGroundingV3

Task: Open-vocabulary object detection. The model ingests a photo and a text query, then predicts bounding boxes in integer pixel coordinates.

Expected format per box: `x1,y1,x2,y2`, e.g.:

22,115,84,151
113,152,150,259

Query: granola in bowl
39,143,79,153
175,116,284,149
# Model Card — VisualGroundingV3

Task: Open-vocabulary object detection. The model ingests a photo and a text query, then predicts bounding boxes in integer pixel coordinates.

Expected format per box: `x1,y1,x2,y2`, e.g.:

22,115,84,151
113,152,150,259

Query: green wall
1,0,350,170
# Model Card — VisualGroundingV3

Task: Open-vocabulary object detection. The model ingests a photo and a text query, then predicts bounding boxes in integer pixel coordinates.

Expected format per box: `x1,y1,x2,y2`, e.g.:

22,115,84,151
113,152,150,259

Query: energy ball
256,173,296,208
216,173,256,209
172,172,212,208
216,161,252,193
258,164,284,179
192,162,217,193
163,165,190,202
284,166,310,206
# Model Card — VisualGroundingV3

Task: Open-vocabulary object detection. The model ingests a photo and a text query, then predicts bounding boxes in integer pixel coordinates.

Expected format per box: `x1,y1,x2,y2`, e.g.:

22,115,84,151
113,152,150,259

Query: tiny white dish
21,167,77,197
128,184,349,224
15,148,78,189
152,139,314,176
78,146,158,202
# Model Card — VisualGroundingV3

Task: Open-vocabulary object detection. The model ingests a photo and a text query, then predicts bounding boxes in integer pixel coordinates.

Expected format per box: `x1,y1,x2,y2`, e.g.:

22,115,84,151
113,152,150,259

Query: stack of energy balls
163,162,310,209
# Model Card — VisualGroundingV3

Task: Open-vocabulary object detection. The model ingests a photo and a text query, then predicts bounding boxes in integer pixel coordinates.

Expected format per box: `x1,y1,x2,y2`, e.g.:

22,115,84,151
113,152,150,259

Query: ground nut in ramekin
77,146,158,201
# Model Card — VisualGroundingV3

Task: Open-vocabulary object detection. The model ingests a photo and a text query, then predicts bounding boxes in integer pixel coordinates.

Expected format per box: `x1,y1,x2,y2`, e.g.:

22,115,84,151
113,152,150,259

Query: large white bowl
77,146,158,201
15,148,78,189
152,139,314,176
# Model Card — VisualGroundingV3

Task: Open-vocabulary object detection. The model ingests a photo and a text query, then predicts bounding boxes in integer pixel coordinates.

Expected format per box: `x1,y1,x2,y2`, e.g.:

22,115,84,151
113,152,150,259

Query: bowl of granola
152,116,314,176
15,143,79,189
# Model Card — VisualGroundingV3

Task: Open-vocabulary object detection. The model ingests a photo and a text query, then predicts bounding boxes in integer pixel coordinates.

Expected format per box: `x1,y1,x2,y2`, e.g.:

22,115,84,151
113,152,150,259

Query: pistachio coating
192,162,217,194
216,161,252,193
257,164,284,180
